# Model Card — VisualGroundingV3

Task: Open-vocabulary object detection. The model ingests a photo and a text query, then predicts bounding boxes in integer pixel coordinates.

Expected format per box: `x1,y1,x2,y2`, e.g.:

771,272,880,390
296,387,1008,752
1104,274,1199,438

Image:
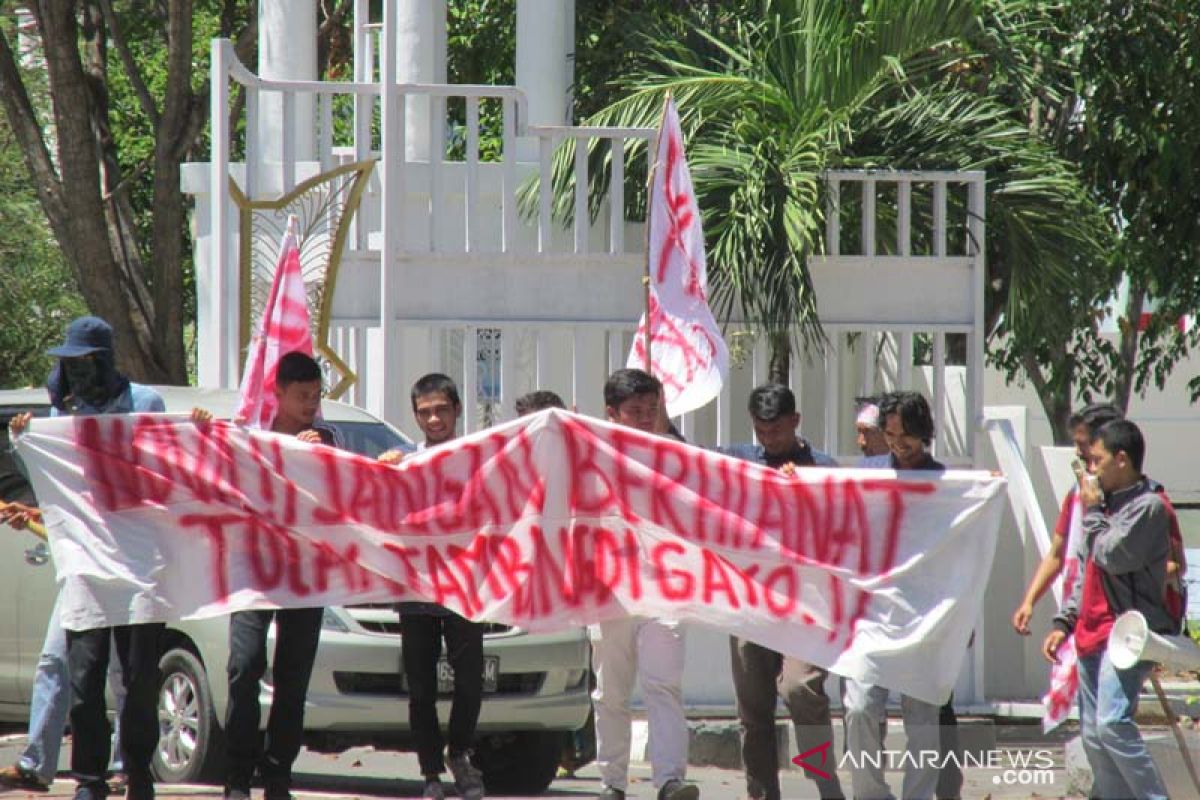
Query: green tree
919,0,1200,437
0,1,257,383
0,113,86,388
1066,0,1200,408
847,0,1114,441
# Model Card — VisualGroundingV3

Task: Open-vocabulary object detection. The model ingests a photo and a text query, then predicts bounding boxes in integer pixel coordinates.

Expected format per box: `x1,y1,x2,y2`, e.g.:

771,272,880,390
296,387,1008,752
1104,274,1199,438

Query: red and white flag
1041,492,1084,731
628,96,728,417
235,216,314,429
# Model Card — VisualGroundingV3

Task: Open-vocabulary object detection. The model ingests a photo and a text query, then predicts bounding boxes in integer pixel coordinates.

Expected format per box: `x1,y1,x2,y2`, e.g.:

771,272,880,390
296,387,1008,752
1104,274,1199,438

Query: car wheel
472,731,565,795
152,647,225,784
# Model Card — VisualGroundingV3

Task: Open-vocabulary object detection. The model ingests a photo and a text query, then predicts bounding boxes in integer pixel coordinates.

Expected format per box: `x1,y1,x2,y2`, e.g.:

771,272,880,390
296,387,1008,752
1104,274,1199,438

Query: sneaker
421,778,446,799
597,787,626,800
0,764,51,793
658,779,699,800
70,782,108,800
106,773,128,795
446,752,484,800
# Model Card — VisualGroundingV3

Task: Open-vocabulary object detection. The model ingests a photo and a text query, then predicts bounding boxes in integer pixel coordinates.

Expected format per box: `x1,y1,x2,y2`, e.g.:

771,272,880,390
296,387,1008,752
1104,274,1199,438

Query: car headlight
322,608,350,633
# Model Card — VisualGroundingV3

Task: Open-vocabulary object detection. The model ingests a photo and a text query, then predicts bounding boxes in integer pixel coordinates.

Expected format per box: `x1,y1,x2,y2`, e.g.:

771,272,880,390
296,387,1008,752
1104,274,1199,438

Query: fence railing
819,170,986,460
212,39,654,258
206,39,984,463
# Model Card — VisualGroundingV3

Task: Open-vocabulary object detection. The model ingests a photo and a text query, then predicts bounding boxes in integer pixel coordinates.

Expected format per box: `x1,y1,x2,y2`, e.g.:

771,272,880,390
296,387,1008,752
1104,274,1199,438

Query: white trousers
842,678,940,800
590,617,688,791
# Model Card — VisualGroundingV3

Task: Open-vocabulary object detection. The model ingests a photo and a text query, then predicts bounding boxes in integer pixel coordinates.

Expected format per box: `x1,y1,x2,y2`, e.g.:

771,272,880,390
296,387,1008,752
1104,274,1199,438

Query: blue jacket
722,440,838,468
49,382,164,417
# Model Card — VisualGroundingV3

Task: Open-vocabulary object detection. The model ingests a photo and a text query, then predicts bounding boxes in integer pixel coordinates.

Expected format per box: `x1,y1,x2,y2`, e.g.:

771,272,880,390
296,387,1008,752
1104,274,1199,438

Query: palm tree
541,0,1109,395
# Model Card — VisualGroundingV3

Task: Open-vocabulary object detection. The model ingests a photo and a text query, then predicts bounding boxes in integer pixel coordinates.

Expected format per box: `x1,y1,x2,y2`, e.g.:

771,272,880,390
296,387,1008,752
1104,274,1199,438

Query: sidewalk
3,715,1194,799
667,713,1197,799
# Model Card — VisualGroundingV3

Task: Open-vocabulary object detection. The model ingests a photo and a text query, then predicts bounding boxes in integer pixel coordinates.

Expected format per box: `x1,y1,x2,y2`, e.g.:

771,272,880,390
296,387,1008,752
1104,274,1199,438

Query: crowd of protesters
2,315,1186,800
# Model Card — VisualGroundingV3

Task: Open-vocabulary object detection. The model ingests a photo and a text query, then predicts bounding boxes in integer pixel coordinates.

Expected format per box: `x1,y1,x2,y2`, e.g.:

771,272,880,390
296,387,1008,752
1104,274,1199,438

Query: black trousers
67,624,164,798
224,608,322,791
730,637,844,800
400,612,484,777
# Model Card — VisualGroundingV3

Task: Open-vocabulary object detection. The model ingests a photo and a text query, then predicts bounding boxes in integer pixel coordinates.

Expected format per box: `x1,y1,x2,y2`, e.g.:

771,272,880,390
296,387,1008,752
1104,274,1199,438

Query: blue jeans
18,592,126,784
1076,651,1167,800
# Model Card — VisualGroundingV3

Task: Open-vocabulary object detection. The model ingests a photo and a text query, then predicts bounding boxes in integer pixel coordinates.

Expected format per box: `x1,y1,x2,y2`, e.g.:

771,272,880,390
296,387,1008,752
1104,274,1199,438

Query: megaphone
1108,610,1200,671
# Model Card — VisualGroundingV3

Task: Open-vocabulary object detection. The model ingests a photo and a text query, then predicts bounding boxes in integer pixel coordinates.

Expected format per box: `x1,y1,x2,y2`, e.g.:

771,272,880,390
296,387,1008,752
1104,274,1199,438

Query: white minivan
0,387,591,794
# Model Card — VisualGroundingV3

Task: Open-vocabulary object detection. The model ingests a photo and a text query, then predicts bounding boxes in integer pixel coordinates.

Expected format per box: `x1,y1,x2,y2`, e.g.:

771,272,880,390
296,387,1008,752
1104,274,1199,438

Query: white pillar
210,40,235,388
379,0,406,426
515,0,574,161
258,0,317,162
396,0,447,161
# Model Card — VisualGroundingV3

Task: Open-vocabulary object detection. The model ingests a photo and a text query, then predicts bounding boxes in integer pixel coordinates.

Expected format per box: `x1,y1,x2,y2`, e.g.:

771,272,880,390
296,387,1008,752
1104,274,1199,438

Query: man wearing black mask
843,391,961,800
6,316,166,800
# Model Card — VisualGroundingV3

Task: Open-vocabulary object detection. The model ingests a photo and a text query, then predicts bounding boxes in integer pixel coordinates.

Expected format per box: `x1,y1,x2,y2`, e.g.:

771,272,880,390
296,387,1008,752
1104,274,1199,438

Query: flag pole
643,92,671,373
0,501,47,540
1150,674,1200,795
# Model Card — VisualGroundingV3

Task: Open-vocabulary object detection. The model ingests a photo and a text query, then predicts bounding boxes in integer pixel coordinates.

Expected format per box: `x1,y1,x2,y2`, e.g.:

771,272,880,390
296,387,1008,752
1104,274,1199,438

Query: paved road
0,730,1081,799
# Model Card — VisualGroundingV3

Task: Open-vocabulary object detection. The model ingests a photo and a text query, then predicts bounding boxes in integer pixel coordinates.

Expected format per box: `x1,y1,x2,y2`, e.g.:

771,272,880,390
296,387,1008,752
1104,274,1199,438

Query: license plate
436,656,499,693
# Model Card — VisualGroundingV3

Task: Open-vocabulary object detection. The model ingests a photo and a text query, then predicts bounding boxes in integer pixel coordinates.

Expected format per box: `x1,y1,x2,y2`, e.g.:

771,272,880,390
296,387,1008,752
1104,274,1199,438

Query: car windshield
1,405,49,504
325,420,414,460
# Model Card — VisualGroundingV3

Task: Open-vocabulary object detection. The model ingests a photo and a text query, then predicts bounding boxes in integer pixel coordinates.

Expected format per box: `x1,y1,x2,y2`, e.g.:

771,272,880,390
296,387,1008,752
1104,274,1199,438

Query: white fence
198,38,985,463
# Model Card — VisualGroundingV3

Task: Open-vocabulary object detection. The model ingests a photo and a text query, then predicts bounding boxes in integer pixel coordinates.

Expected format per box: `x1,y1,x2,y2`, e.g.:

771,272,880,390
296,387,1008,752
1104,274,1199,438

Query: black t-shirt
891,451,945,473
762,440,818,470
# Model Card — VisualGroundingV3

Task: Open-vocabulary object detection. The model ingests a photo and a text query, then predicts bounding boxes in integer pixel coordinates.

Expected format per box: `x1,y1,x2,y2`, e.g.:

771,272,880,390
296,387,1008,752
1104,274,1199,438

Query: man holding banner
7,317,166,800
725,384,844,800
219,352,336,800
590,369,698,800
389,374,486,800
841,392,949,800
220,218,336,800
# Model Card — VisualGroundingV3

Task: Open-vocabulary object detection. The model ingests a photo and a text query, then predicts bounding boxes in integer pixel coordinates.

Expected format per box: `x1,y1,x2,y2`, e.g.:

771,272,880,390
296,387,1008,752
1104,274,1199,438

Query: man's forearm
1021,551,1064,608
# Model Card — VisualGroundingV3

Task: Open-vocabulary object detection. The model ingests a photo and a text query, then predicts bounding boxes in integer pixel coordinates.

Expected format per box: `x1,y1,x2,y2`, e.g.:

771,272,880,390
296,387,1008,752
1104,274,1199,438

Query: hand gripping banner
16,409,1005,704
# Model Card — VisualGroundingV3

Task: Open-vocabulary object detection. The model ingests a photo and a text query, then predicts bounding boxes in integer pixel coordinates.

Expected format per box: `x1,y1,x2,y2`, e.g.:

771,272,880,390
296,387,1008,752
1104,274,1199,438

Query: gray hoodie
1053,478,1177,637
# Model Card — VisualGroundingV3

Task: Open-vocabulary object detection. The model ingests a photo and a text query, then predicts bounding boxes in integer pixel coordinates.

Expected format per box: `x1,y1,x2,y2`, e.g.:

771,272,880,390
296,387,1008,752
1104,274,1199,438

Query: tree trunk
1021,348,1073,445
2,2,258,385
35,1,154,379
0,2,225,385
146,0,198,384
79,2,160,368
767,330,790,386
1112,279,1144,415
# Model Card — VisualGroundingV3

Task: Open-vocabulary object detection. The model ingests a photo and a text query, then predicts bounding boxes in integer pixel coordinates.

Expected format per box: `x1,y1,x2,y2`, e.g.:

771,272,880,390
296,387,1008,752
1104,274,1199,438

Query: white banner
628,96,728,416
16,410,1004,704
